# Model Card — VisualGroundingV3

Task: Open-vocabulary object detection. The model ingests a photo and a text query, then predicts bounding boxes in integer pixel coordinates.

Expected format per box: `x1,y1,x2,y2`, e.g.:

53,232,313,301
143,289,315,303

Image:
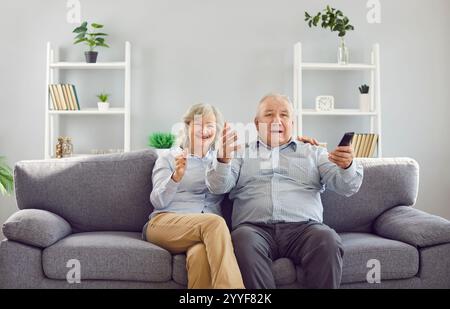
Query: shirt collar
255,138,298,151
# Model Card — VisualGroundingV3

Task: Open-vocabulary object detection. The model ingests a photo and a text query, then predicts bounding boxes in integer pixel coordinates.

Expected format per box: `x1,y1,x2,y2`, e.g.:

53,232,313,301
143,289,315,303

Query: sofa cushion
374,206,450,247
339,233,418,284
43,232,172,282
3,209,71,248
14,149,157,232
172,254,296,286
296,233,419,286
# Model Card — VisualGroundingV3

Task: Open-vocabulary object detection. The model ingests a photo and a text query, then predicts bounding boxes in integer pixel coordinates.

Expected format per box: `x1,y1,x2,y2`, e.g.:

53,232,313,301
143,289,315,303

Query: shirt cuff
341,159,363,179
344,160,354,170
340,160,358,179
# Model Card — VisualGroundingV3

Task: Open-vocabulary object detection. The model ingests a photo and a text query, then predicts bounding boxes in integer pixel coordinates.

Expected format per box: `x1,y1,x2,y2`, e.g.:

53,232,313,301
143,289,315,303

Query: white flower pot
155,148,170,157
359,94,371,112
97,102,110,111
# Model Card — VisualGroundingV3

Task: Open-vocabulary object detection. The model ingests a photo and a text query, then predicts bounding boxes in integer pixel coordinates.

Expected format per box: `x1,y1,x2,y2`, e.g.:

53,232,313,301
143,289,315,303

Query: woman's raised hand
171,149,188,183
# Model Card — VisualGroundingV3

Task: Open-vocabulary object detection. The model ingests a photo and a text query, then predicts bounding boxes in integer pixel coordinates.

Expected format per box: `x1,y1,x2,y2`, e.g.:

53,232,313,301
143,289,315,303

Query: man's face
255,98,293,147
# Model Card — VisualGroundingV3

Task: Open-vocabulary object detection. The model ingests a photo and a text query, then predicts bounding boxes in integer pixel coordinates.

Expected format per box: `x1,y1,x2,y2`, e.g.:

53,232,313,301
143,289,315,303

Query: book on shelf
48,84,81,111
71,85,81,110
351,133,378,158
48,84,59,110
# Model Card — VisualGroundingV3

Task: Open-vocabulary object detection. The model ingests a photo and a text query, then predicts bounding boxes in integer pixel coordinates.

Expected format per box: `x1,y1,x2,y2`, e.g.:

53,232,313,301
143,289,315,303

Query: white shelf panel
59,154,96,158
70,153,122,157
50,62,126,69
301,63,375,70
48,107,126,115
301,108,377,116
50,152,125,159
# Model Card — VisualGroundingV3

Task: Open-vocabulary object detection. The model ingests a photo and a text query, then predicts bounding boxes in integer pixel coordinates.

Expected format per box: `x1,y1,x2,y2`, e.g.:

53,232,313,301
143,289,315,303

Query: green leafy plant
359,84,370,94
96,93,109,102
73,21,109,51
0,156,14,196
148,132,176,149
305,6,354,37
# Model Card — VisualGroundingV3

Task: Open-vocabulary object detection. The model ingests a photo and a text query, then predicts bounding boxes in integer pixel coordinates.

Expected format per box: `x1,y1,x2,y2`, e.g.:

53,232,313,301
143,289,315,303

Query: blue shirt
149,147,223,218
206,139,363,229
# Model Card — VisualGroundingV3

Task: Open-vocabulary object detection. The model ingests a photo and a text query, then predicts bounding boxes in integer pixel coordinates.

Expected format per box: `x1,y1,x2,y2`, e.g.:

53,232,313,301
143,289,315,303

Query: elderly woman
143,103,244,289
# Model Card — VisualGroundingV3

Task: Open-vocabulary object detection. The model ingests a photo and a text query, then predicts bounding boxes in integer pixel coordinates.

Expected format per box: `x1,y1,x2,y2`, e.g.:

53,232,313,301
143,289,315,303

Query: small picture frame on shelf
315,95,335,111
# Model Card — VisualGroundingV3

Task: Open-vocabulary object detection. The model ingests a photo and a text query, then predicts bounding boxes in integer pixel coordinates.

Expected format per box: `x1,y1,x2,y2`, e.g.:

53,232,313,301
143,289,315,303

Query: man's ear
254,117,259,129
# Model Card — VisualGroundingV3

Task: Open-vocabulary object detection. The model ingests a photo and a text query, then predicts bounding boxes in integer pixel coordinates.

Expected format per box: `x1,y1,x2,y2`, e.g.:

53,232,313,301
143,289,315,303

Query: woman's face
188,113,217,152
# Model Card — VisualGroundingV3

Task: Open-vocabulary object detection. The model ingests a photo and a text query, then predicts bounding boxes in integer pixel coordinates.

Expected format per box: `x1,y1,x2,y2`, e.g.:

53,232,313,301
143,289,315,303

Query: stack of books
49,84,80,110
352,133,378,158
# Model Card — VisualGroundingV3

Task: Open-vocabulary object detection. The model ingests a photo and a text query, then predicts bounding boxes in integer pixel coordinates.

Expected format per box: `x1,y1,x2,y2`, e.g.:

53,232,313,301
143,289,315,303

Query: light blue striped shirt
206,139,363,229
149,147,223,218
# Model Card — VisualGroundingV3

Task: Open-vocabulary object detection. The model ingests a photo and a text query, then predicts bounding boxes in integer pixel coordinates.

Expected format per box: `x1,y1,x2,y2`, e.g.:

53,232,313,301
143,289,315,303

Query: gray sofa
1,149,450,289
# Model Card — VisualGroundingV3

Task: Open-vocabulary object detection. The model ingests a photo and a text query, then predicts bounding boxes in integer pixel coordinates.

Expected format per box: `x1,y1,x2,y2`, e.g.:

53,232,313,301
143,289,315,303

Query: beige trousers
146,212,245,289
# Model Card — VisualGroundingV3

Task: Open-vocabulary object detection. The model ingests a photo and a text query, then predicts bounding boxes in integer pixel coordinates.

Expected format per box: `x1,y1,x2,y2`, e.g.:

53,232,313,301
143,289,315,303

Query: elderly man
206,93,363,289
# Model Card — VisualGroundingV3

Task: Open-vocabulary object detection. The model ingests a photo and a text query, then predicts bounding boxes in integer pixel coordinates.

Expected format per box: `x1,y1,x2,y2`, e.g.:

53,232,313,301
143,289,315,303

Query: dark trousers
231,220,344,289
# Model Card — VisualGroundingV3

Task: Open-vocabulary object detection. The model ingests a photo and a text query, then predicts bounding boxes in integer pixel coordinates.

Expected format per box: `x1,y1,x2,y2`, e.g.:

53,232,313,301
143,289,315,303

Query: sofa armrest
373,206,450,247
2,209,71,248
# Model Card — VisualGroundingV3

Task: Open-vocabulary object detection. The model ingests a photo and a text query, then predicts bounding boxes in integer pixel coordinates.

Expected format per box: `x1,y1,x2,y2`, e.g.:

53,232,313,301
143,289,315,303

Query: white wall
1,0,450,237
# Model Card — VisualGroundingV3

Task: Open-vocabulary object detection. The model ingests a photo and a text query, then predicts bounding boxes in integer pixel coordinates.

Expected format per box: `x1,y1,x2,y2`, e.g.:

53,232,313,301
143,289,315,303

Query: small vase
338,37,349,64
61,137,74,158
359,93,371,112
97,102,110,111
56,137,64,159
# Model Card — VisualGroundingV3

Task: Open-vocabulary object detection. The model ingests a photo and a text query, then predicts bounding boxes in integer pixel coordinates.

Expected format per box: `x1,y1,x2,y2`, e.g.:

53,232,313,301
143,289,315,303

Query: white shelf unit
44,41,131,159
293,42,382,157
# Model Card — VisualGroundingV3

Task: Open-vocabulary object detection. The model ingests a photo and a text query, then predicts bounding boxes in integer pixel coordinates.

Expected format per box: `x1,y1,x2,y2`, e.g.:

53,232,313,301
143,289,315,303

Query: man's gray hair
256,93,294,117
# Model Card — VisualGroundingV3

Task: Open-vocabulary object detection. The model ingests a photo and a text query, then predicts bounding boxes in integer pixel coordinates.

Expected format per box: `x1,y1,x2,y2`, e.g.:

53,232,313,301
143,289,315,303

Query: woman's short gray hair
178,103,224,150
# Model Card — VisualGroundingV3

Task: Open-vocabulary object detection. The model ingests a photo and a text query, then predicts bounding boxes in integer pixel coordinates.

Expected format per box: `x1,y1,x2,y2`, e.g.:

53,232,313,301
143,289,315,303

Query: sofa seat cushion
339,233,419,284
173,254,296,286
296,233,419,286
43,232,172,282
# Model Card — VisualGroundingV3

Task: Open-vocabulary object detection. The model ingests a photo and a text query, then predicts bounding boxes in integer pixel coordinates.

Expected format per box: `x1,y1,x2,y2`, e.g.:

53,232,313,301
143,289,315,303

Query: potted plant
305,6,354,64
96,93,110,111
358,84,370,112
0,156,14,196
148,132,176,156
73,21,109,63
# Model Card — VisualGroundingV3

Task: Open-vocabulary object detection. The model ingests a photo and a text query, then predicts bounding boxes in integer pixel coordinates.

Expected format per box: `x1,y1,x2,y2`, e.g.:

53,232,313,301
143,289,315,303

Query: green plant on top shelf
73,21,109,63
305,6,354,37
73,21,109,51
148,132,176,149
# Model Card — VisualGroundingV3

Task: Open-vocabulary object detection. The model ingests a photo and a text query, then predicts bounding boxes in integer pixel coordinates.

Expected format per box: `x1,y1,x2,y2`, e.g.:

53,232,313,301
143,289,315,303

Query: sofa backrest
321,158,419,233
14,149,157,232
14,152,419,234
